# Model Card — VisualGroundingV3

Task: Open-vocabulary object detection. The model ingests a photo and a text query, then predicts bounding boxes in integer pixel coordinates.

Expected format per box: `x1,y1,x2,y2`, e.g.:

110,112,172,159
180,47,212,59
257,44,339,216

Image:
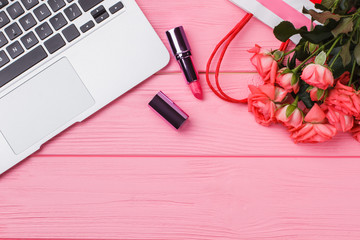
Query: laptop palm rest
0,58,95,155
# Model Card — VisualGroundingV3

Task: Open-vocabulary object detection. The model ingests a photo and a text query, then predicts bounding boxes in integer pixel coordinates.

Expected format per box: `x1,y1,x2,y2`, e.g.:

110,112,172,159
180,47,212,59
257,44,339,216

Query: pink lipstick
166,26,203,99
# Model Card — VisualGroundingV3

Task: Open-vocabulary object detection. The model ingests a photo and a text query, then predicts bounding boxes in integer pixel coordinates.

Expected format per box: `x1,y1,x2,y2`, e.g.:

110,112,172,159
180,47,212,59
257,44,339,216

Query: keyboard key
21,31,38,49
91,5,105,18
5,22,22,40
78,0,103,12
35,22,52,40
0,50,9,68
6,40,23,59
0,31,7,47
91,5,108,23
6,2,24,19
44,33,65,54
95,11,108,23
21,0,38,10
49,12,67,30
33,4,50,21
19,13,36,31
64,3,81,21
109,1,123,14
0,0,9,9
0,45,47,88
80,20,94,33
47,0,65,12
0,11,9,28
62,24,79,42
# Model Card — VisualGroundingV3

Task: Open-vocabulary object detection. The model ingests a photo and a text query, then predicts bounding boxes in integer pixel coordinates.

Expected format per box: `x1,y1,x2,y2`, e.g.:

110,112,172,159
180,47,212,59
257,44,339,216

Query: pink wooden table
2,0,360,239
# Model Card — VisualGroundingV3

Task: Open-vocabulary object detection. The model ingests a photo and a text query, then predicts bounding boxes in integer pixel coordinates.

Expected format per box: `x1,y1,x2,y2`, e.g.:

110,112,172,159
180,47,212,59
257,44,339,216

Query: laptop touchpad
0,58,95,154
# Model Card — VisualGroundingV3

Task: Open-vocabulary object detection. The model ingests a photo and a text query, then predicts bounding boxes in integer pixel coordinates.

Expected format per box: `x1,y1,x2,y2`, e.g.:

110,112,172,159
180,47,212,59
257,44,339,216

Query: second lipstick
166,26,203,100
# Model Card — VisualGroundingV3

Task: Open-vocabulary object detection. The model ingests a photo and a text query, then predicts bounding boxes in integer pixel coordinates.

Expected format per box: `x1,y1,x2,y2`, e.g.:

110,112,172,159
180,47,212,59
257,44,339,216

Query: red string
206,13,290,103
206,13,253,103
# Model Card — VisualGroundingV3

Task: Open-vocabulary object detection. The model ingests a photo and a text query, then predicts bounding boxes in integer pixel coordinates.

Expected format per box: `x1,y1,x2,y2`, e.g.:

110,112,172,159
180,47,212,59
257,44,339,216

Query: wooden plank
2,156,360,239
33,73,360,157
136,0,284,73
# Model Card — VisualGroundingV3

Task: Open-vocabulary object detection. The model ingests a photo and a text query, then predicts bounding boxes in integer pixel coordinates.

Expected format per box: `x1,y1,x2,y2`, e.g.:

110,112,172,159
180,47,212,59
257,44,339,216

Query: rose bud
248,45,278,84
276,68,300,94
307,87,326,101
301,63,334,90
276,104,303,128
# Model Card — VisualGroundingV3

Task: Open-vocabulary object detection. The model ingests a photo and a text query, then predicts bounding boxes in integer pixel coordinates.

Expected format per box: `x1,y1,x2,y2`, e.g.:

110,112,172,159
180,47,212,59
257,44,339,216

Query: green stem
349,60,357,87
293,37,340,73
331,0,340,13
326,36,341,57
292,95,299,106
284,48,296,56
294,48,323,73
329,49,341,69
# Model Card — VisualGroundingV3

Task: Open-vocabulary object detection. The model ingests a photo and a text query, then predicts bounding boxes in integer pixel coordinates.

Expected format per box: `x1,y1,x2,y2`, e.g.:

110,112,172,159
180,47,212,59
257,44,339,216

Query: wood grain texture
34,73,360,157
2,0,360,239
2,156,360,239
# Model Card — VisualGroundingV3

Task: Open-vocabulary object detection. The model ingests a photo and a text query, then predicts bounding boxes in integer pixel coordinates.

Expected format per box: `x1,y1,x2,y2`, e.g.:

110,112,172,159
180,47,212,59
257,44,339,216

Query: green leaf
316,88,325,100
296,42,311,61
286,105,297,118
315,51,327,65
274,21,307,42
315,3,330,11
303,8,341,24
354,43,360,65
306,86,314,91
323,89,329,102
299,82,315,109
340,41,351,66
321,0,336,9
308,42,318,53
331,17,354,37
282,68,293,74
291,74,299,86
301,23,336,43
273,50,284,61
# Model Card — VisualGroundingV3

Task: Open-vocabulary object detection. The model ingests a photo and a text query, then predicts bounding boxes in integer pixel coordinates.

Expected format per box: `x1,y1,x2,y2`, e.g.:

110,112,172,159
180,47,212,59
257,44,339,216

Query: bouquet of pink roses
248,0,360,143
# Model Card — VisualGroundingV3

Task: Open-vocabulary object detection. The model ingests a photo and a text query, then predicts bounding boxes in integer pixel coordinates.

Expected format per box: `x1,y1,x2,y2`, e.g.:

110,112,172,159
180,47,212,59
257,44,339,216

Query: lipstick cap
166,26,191,56
149,91,189,130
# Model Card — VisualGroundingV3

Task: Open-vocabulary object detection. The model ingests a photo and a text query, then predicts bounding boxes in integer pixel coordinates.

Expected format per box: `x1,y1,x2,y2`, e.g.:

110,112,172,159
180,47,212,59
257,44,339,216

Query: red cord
206,13,253,103
279,40,290,51
206,13,290,103
214,13,253,103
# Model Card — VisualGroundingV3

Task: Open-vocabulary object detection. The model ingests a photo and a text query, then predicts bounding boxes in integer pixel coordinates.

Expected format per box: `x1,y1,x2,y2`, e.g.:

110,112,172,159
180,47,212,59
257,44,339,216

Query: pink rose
308,87,325,101
276,105,303,128
301,64,334,90
325,82,360,118
351,120,360,142
248,84,287,126
248,45,278,84
335,71,350,85
322,104,354,132
289,104,337,143
276,68,300,93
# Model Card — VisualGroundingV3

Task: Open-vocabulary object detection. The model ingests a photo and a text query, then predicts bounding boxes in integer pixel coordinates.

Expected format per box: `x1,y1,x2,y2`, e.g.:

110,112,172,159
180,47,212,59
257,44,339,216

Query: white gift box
229,0,316,43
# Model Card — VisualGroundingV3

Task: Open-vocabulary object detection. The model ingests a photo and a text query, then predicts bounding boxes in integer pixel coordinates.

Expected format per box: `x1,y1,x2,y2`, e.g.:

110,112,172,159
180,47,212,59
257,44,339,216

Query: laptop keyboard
0,0,124,88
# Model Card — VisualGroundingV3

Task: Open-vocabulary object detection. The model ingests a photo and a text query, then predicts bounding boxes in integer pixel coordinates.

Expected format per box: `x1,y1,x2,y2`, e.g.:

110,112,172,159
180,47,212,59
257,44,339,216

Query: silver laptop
0,0,170,174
